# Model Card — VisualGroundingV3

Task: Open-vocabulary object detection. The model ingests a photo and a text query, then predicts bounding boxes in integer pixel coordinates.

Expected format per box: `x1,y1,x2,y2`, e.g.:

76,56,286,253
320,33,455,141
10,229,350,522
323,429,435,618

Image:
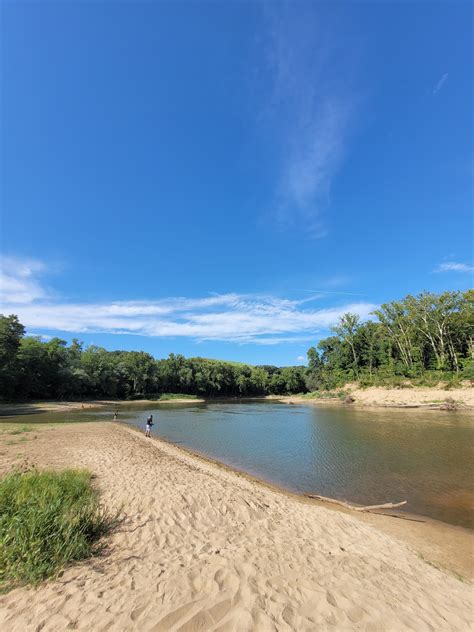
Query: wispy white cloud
263,5,358,237
295,288,367,297
0,256,376,345
0,256,48,304
9,297,376,345
433,73,448,95
435,261,473,273
26,333,52,341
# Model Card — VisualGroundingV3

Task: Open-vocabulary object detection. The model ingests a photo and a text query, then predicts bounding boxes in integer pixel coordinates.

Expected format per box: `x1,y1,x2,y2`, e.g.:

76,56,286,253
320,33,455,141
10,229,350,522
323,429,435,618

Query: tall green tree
373,300,415,370
331,313,361,378
0,315,25,398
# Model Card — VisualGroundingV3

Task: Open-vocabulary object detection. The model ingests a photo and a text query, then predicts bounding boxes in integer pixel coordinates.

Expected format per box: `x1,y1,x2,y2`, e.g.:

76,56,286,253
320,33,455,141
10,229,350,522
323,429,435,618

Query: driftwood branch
305,494,407,513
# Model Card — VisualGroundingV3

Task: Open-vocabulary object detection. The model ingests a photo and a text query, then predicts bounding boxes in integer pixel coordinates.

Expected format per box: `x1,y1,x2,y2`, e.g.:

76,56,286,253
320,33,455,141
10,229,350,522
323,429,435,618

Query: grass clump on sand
0,469,116,592
0,424,33,436
158,393,199,400
300,391,346,400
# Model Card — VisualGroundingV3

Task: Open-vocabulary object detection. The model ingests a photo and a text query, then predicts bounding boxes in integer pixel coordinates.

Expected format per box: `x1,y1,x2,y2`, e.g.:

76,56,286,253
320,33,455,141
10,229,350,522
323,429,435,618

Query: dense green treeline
0,290,472,401
0,317,306,400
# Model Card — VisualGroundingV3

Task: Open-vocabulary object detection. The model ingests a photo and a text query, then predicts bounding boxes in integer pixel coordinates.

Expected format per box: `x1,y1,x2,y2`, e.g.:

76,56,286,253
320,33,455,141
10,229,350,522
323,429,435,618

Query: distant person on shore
145,414,154,437
113,411,118,420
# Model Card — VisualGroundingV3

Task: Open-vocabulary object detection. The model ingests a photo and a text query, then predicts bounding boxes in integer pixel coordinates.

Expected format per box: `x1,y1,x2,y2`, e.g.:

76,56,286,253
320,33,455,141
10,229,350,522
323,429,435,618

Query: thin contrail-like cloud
433,73,448,95
294,289,368,297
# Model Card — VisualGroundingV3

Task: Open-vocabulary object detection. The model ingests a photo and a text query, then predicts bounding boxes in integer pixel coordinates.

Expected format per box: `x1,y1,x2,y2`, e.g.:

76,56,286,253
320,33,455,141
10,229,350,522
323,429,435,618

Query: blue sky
1,1,472,366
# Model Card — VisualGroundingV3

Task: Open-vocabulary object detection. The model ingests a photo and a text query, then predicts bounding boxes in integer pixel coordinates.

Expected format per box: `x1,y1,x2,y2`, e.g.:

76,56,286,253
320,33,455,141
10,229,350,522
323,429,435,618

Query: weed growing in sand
0,469,118,592
5,425,33,435
5,437,28,445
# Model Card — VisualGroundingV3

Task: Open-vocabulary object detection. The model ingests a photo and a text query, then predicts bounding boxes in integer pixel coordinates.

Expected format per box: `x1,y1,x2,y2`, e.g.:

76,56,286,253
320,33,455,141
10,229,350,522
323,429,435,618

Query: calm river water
119,401,474,529
4,401,473,528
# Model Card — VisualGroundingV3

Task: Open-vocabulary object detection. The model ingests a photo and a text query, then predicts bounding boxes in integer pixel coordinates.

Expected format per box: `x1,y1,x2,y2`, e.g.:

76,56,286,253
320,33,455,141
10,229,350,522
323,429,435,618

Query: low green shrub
461,361,474,382
443,378,463,390
0,469,117,592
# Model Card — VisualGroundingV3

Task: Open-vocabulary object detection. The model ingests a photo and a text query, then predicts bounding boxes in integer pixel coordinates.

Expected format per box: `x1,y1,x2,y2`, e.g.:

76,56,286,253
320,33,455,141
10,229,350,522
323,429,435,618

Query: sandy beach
0,422,472,631
275,384,474,410
0,398,206,417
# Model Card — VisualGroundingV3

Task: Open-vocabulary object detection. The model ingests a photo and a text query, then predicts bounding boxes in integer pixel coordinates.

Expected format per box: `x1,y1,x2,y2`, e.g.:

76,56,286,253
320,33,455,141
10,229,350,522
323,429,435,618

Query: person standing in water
145,414,154,437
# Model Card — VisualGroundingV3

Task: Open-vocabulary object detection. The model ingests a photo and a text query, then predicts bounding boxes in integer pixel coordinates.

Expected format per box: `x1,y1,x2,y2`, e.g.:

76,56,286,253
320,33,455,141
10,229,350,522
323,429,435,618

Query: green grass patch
0,420,94,436
300,390,345,400
0,469,117,592
8,425,33,435
158,393,200,400
0,424,34,436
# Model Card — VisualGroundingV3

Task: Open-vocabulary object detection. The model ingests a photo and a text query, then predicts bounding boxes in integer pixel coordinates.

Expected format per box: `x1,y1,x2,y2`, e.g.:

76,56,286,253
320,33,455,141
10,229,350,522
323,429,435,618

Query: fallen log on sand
305,494,407,513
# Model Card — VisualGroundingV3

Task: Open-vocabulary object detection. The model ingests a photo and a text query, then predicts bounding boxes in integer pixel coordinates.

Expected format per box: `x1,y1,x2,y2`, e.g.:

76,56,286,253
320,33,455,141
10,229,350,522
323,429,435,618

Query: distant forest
0,290,472,401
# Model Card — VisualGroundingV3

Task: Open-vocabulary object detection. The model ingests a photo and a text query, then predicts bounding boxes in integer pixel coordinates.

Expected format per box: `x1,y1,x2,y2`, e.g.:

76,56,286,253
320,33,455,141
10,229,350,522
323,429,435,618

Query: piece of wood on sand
305,494,407,513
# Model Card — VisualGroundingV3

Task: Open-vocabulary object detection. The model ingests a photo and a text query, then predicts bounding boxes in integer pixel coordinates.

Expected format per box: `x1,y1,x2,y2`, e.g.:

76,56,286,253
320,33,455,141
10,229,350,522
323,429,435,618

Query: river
3,400,473,528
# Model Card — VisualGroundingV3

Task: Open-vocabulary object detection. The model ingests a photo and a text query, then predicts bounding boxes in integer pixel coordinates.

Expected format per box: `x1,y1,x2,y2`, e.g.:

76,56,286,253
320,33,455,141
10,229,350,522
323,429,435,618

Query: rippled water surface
4,401,473,528
118,401,474,528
